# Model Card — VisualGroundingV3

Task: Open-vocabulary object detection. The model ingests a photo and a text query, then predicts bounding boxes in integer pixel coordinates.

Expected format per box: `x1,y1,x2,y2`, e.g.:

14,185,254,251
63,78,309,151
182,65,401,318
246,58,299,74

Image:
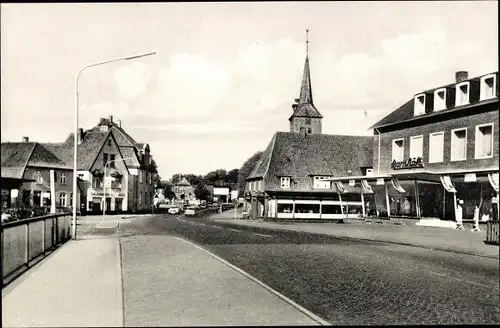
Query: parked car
168,207,181,215
185,207,196,216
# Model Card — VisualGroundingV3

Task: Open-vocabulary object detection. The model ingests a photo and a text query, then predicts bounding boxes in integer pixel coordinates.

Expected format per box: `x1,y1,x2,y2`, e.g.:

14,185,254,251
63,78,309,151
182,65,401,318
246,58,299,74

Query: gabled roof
1,142,36,168
247,132,373,191
46,127,111,170
289,56,323,121
1,142,71,178
176,176,191,187
370,71,499,130
98,118,142,166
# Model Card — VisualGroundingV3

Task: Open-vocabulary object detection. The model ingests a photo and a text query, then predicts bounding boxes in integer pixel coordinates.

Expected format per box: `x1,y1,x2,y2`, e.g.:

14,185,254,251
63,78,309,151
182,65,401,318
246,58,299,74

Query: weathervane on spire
306,28,310,56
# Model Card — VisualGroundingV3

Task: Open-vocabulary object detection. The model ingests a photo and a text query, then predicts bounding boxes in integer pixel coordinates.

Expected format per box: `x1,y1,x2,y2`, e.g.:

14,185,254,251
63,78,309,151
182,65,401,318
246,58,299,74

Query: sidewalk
211,209,499,259
2,235,324,327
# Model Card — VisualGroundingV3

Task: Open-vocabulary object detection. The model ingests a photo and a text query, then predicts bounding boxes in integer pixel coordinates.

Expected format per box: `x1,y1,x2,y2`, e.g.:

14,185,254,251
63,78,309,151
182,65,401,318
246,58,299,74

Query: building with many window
329,71,499,222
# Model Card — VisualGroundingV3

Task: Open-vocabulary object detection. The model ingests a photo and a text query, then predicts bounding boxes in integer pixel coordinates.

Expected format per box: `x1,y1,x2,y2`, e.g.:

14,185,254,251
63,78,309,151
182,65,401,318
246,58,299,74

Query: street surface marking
254,233,273,238
227,228,241,233
174,237,330,326
428,270,491,289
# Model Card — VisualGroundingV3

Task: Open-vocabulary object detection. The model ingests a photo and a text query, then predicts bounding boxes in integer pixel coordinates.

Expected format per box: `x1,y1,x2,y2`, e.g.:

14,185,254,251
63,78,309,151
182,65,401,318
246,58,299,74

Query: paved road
112,212,499,325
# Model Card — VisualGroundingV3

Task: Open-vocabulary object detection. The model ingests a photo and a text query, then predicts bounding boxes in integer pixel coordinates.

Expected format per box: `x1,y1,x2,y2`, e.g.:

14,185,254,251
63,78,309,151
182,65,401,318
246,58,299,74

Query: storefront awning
489,173,499,192
391,178,406,193
440,175,457,193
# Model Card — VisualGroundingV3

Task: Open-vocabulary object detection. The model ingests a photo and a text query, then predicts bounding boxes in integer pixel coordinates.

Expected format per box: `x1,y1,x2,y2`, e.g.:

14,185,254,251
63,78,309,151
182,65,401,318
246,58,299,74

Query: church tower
289,29,323,135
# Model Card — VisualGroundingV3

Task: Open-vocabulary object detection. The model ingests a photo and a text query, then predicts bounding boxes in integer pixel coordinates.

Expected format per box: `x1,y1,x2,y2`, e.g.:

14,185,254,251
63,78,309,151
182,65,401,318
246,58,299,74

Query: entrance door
105,197,112,212
115,198,123,212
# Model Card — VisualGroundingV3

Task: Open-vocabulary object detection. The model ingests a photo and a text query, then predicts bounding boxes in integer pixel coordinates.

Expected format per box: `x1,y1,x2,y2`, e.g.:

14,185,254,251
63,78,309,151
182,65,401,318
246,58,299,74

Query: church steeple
289,29,323,135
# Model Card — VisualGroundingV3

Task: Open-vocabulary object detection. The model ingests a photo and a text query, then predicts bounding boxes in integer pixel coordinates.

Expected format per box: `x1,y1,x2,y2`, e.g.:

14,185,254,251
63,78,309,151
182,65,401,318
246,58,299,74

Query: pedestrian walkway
211,209,499,259
2,234,323,327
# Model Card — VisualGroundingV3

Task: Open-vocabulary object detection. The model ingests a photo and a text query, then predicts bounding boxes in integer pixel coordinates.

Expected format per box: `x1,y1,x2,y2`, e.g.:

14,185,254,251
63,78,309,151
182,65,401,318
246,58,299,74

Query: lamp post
72,51,156,239
103,156,136,217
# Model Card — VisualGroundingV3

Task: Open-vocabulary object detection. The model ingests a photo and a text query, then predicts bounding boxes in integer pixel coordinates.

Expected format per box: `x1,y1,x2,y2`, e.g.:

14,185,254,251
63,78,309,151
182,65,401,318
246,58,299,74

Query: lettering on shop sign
390,157,424,170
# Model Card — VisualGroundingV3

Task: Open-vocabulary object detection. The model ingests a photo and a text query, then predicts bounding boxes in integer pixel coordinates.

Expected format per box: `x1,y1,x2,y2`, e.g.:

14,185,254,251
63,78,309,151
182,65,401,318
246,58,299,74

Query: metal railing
485,221,499,245
2,213,72,287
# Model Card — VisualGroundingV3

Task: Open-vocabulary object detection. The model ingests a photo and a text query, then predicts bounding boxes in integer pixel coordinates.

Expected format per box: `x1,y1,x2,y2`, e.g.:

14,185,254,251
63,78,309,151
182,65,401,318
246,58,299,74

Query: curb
174,236,331,326
208,218,499,260
96,221,120,229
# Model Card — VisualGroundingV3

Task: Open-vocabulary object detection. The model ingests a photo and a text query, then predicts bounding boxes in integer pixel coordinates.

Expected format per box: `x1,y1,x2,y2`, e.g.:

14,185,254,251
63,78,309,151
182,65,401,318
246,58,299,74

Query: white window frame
409,135,424,159
475,123,494,159
257,180,261,191
428,131,444,163
139,171,143,183
433,88,446,111
100,125,108,132
280,177,291,189
59,192,67,207
451,127,468,161
455,81,470,106
35,171,43,184
60,173,67,184
480,74,496,101
413,94,426,116
313,176,331,189
392,138,405,161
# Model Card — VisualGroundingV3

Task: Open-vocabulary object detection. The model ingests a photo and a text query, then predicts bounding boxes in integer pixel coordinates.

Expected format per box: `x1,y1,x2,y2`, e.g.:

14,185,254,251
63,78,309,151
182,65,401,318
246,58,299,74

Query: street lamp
103,156,136,217
72,51,156,239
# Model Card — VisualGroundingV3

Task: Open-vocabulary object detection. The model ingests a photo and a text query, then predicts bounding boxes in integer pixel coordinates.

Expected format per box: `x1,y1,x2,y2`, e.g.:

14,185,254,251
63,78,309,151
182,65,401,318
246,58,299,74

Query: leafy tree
184,174,205,186
194,183,211,201
237,151,263,195
204,169,228,185
170,174,182,184
227,168,239,183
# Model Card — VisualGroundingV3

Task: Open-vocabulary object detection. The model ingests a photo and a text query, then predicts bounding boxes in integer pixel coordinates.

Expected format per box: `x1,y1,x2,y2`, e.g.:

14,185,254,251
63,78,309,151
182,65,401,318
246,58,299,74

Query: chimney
109,115,113,122
99,117,106,124
118,120,122,128
455,71,468,83
77,128,84,145
22,136,29,142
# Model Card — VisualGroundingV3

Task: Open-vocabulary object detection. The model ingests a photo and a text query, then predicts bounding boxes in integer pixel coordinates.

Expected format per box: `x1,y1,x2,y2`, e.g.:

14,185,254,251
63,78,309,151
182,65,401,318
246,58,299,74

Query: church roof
247,132,373,191
289,56,323,121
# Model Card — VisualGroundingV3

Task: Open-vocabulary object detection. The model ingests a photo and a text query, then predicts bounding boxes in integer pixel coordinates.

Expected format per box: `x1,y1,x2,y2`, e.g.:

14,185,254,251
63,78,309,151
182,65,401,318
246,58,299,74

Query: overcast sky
1,2,498,179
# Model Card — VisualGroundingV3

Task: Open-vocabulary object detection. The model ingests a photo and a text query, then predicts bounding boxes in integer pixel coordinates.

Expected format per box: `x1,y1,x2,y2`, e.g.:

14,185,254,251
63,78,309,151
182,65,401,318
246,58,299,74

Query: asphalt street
113,212,499,325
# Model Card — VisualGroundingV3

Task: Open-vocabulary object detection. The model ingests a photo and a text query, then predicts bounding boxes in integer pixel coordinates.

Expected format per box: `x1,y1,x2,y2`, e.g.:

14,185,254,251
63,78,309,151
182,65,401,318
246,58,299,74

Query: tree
170,174,182,184
194,183,211,201
184,174,205,186
204,169,228,185
237,151,263,195
228,168,239,183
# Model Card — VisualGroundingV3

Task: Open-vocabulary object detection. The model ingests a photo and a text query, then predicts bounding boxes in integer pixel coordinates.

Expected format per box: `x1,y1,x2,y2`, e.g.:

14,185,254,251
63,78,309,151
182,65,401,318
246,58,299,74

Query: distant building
172,176,195,202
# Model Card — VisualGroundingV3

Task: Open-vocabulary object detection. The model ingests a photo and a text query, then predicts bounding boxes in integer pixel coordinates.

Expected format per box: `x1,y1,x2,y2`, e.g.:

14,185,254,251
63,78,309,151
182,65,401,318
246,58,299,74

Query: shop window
429,132,444,163
413,94,426,116
475,124,493,159
434,88,446,111
277,204,293,213
34,171,43,184
313,176,331,189
341,193,362,202
451,128,467,161
280,177,291,189
410,135,423,159
59,193,67,207
392,139,404,161
480,74,496,100
455,82,470,106
294,203,320,214
387,180,417,217
322,204,342,215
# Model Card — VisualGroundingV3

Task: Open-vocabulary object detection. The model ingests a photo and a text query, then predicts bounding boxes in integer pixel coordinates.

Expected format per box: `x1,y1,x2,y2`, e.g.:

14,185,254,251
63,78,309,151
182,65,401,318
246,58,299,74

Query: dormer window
480,74,496,100
455,82,470,106
280,177,291,189
313,176,331,189
413,94,426,116
100,125,109,132
433,88,446,111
